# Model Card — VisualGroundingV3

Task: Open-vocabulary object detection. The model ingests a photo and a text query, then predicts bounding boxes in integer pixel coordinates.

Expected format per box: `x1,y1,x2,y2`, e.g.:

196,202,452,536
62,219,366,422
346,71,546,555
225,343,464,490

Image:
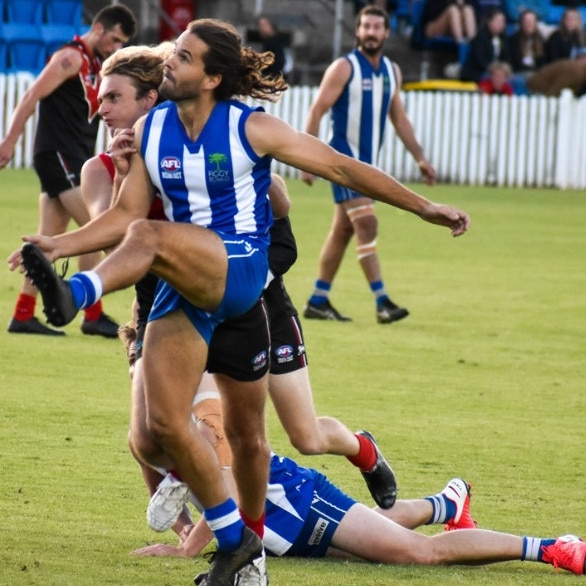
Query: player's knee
348,205,377,238
291,438,326,455
331,221,354,242
225,426,269,459
144,411,182,451
286,430,325,455
357,215,378,239
125,218,158,249
405,543,444,565
128,424,159,462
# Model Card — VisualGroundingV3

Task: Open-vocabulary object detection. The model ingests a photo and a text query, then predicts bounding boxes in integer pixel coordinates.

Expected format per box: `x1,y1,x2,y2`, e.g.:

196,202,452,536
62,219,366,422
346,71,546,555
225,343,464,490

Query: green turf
1,169,584,585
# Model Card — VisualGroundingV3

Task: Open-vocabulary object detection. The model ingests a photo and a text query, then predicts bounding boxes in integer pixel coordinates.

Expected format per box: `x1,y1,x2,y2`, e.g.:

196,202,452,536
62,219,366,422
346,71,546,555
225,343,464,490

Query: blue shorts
286,472,356,558
331,183,368,204
148,234,268,344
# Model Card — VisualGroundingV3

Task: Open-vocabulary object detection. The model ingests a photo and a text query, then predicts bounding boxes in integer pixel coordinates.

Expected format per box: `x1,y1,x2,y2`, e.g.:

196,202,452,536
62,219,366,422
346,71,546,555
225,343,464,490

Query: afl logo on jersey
160,157,182,179
362,79,373,91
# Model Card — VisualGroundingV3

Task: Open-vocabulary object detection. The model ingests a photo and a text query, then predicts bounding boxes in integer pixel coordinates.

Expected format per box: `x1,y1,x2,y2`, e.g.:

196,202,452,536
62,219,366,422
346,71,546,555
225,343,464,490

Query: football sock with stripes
69,271,103,310
308,279,331,305
424,492,457,524
204,498,245,552
522,537,556,562
370,281,387,306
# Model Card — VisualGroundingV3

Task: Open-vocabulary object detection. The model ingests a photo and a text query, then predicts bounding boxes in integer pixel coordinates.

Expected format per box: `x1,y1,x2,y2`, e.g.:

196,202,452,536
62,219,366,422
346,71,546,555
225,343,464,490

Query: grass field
1,169,585,586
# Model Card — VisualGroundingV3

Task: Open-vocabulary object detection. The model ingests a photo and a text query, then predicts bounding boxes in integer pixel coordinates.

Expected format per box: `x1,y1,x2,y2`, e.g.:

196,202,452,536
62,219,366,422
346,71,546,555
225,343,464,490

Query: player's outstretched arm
247,113,470,237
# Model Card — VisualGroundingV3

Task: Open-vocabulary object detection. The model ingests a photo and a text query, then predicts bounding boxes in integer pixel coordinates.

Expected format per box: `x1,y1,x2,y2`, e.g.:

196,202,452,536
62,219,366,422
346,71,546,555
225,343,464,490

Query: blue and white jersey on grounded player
263,453,357,558
141,99,273,250
263,454,316,556
329,49,397,165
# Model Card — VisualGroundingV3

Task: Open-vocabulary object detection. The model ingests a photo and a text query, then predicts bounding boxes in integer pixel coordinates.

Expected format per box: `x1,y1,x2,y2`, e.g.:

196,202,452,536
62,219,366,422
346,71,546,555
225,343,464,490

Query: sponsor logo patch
208,152,232,183
308,517,329,546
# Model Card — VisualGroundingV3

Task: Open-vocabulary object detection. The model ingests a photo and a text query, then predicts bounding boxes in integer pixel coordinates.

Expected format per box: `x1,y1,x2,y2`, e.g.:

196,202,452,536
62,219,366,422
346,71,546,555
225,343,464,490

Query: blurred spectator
460,8,512,81
257,14,292,81
546,8,586,62
422,0,478,43
478,60,515,92
509,9,546,78
527,47,586,94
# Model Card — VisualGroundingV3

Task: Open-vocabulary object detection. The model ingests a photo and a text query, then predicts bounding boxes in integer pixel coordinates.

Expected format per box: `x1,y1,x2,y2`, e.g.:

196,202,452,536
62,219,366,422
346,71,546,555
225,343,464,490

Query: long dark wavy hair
188,19,288,102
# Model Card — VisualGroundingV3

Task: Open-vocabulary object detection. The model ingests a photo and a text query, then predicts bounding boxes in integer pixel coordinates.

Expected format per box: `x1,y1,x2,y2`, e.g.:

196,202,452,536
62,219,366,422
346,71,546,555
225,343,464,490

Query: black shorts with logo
207,298,270,381
263,276,308,375
33,151,85,198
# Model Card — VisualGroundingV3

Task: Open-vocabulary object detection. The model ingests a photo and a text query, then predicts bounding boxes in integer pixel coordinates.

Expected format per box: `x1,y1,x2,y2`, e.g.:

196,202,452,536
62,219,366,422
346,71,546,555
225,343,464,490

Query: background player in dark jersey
1,5,136,337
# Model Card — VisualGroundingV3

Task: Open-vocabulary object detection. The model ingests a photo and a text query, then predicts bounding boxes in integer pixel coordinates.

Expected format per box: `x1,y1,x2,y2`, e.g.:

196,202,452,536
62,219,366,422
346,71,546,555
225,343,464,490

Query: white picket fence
2,72,585,189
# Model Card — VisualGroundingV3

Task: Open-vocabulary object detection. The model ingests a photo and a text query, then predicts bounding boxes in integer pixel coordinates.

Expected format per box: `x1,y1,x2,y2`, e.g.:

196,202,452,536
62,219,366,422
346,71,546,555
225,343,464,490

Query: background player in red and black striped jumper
0,5,136,337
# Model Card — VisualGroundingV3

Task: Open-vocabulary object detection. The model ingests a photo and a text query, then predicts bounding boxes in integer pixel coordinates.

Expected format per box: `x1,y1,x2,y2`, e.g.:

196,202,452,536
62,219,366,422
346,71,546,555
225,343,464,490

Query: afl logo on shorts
252,350,268,371
275,345,294,364
160,157,182,179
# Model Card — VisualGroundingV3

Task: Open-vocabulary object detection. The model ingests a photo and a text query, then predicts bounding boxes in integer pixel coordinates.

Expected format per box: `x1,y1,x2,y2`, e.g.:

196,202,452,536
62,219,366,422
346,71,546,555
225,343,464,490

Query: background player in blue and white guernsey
11,17,470,586
302,5,437,324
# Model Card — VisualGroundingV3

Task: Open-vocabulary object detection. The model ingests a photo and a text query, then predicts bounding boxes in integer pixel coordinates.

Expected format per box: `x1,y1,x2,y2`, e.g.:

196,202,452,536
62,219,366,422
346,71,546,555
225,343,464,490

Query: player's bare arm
301,58,351,185
248,112,469,236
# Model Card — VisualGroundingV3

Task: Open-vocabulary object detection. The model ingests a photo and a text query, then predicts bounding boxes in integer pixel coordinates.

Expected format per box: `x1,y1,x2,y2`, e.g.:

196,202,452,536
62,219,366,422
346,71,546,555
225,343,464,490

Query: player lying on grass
117,329,586,577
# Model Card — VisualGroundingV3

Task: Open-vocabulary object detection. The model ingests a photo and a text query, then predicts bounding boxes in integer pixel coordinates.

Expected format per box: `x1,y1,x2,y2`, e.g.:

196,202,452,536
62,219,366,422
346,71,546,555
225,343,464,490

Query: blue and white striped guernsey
141,99,273,249
329,49,397,165
263,454,316,556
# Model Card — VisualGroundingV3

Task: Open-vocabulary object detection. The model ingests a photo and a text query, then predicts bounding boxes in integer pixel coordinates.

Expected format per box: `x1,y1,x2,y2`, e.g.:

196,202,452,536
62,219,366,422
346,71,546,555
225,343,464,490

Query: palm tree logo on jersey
208,152,231,184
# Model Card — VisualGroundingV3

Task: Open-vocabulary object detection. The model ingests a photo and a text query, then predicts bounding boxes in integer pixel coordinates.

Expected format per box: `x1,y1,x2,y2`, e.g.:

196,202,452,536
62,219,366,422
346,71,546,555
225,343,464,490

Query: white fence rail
2,72,585,189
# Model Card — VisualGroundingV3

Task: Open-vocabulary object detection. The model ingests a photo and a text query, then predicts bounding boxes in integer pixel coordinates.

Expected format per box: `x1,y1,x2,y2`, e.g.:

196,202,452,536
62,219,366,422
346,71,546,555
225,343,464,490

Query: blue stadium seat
44,0,83,27
545,3,586,26
40,24,76,58
5,0,44,25
0,37,7,73
2,23,46,73
390,0,412,32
